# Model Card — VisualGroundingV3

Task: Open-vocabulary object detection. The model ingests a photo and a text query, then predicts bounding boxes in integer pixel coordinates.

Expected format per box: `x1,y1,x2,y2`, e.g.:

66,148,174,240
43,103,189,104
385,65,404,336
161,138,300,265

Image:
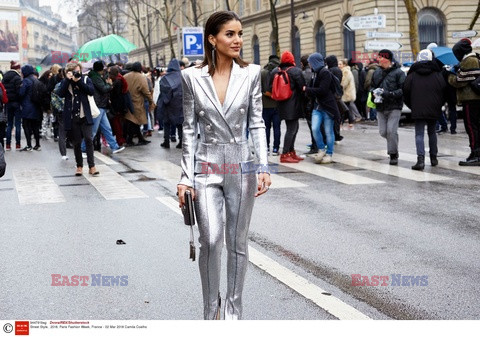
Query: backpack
271,67,294,101
30,78,50,110
51,82,64,112
329,71,344,99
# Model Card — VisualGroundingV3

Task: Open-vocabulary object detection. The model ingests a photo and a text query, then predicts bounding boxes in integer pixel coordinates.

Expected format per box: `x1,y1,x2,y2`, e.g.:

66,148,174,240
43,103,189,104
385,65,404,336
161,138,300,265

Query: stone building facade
126,0,479,67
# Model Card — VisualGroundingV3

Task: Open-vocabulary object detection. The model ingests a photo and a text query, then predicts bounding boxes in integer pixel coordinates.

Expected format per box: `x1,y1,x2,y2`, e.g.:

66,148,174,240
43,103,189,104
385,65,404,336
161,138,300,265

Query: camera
73,71,82,78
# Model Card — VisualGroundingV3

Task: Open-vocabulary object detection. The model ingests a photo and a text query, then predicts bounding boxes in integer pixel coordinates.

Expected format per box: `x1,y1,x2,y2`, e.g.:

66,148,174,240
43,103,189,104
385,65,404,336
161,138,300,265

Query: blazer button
239,108,245,114
235,124,240,129
199,111,205,116
230,138,235,143
212,139,217,144
206,124,211,131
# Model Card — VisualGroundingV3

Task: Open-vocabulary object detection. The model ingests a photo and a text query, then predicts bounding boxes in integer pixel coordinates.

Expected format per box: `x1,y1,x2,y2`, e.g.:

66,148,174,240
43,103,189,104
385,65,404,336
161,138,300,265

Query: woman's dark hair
131,62,143,72
200,11,248,76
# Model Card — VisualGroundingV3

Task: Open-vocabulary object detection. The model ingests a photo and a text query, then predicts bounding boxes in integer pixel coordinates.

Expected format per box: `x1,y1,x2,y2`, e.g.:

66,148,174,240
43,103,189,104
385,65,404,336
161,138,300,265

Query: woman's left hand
255,172,271,197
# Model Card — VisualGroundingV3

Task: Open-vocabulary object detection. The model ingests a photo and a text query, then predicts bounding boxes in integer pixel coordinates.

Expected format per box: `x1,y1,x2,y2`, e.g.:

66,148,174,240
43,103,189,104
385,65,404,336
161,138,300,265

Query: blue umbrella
430,46,458,66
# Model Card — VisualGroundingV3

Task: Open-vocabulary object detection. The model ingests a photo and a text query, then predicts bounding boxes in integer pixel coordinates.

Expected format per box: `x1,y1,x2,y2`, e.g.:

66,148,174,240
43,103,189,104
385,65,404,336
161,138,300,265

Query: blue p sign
183,27,204,56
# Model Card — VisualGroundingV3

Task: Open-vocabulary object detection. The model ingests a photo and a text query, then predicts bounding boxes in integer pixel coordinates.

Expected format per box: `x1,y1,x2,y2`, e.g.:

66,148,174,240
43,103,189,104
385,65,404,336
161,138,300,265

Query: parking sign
183,27,204,56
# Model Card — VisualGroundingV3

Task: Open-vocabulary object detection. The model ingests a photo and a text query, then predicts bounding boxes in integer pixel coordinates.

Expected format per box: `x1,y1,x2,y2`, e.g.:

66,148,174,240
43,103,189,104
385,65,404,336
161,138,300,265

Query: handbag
181,190,196,261
84,77,100,118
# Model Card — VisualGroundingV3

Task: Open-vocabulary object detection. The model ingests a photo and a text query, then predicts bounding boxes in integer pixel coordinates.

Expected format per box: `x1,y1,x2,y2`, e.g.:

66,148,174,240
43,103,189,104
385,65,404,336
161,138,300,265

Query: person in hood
304,53,340,164
19,64,42,151
2,61,23,150
261,54,281,156
270,50,305,163
370,49,406,165
158,58,183,149
403,49,447,170
325,55,344,142
448,38,480,166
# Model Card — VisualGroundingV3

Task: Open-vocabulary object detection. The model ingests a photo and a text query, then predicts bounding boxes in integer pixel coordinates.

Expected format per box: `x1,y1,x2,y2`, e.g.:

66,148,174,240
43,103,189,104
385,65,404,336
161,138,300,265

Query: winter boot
389,153,398,165
430,154,438,167
291,150,304,161
411,155,425,171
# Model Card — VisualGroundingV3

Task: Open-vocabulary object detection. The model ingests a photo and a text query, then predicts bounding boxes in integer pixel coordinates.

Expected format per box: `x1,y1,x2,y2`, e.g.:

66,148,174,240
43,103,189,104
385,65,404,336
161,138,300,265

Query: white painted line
333,153,450,182
269,173,307,189
83,165,148,200
249,247,371,320
367,150,480,176
156,196,371,320
94,152,118,165
13,168,66,205
270,156,384,185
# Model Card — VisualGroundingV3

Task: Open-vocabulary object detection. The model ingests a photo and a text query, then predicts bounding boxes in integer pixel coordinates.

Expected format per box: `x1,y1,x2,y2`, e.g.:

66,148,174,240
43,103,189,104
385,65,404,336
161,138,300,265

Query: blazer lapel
195,66,224,117
223,62,248,115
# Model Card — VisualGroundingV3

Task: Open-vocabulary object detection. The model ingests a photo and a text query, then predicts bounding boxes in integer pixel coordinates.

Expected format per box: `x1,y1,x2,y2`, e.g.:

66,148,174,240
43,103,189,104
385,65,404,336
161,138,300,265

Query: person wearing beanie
261,54,281,156
19,64,43,151
448,38,480,165
300,54,317,155
2,61,23,150
269,51,306,163
304,52,341,164
403,49,447,170
370,49,406,165
84,60,125,154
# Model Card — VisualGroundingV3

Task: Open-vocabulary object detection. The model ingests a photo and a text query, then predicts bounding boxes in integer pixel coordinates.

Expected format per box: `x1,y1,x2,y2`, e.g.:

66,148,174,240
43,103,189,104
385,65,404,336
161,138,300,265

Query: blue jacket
19,65,42,120
157,58,183,125
55,76,95,131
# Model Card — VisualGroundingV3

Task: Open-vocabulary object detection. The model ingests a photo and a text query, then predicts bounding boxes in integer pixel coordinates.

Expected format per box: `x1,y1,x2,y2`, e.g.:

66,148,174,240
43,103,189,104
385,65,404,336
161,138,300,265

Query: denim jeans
312,109,334,155
377,109,401,155
6,102,22,145
415,119,437,156
82,108,120,151
262,107,281,151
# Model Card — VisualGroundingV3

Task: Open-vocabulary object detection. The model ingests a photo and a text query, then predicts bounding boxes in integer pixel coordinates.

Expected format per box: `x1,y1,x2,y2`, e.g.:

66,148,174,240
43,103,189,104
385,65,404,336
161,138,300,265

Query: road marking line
13,168,66,205
84,165,148,200
269,156,384,185
333,153,450,182
366,150,480,176
94,152,118,165
155,196,371,320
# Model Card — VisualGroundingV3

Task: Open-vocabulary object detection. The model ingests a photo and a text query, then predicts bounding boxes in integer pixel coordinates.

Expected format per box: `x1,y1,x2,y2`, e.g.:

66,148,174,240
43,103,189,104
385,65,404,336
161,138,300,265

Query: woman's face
338,61,345,69
209,19,243,60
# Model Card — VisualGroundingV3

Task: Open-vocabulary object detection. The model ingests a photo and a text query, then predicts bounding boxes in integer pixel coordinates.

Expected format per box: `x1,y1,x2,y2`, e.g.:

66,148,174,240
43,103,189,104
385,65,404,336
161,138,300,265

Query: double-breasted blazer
179,61,269,187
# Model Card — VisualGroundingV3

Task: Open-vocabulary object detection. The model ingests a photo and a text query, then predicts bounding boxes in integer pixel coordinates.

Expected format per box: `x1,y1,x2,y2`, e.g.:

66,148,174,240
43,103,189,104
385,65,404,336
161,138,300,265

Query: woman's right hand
177,184,195,208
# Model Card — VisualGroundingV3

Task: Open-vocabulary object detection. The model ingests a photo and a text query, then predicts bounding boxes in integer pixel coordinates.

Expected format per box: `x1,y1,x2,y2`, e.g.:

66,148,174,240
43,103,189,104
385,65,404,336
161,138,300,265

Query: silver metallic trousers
194,143,257,320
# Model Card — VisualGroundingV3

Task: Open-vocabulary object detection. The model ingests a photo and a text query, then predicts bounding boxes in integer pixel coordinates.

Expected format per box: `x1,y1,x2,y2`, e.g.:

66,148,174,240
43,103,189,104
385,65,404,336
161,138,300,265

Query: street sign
366,31,403,39
183,27,204,56
344,15,386,31
452,30,477,39
365,40,402,51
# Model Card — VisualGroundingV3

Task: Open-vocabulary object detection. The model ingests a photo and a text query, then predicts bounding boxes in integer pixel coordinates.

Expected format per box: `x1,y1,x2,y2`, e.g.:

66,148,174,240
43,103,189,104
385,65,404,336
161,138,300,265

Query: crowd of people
1,38,480,175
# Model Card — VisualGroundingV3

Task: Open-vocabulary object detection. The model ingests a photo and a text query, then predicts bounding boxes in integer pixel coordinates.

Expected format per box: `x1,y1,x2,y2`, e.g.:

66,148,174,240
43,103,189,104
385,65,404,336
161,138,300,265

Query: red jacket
0,82,8,104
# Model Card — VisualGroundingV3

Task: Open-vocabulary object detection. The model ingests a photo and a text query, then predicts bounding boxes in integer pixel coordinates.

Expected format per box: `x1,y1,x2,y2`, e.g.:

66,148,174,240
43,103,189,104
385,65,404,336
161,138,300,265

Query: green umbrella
76,34,137,61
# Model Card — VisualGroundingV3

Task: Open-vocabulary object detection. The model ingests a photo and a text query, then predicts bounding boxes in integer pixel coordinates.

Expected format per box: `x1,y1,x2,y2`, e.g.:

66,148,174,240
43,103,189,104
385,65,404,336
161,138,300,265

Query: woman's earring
211,45,216,68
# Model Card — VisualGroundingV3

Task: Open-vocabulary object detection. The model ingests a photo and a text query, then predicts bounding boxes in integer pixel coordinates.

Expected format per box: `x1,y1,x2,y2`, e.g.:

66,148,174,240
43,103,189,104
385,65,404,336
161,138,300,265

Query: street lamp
290,0,295,51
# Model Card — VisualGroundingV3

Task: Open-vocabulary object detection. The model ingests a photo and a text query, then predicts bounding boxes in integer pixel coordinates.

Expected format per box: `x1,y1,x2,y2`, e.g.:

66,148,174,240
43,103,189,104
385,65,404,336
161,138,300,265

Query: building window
252,35,260,65
239,0,244,15
418,8,445,49
343,16,355,59
315,21,326,56
256,0,261,11
293,26,301,67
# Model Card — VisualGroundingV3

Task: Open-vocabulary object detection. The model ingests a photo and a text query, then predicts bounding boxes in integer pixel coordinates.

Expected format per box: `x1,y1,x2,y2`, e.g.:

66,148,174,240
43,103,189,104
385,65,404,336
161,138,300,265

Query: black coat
371,62,406,111
305,67,340,120
0,143,5,178
270,63,306,120
19,75,42,120
403,61,447,120
56,76,95,131
2,70,22,103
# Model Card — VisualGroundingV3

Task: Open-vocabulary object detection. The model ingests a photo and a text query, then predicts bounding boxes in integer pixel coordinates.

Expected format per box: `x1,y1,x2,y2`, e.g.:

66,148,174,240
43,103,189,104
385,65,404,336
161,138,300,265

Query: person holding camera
55,62,99,176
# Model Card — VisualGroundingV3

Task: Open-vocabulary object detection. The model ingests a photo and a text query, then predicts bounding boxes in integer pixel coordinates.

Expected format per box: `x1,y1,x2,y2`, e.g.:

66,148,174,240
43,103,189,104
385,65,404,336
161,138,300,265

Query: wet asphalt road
0,118,479,320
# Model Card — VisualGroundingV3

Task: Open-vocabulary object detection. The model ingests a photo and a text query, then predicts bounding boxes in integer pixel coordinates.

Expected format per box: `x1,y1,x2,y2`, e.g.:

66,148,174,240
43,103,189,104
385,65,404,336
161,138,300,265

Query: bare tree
77,0,127,40
468,0,480,30
269,0,280,57
404,0,420,56
225,0,239,12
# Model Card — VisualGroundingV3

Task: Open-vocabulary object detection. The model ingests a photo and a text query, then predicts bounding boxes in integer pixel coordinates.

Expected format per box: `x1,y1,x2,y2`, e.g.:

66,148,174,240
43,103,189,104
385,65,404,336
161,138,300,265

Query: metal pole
290,0,295,51
177,26,181,59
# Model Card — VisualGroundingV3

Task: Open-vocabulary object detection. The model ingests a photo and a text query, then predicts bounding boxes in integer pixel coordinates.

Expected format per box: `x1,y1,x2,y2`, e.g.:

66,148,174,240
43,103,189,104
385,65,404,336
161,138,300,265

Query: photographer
55,62,99,176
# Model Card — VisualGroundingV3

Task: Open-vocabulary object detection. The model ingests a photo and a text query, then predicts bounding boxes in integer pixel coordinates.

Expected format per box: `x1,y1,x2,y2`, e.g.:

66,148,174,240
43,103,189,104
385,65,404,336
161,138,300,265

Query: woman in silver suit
177,11,271,320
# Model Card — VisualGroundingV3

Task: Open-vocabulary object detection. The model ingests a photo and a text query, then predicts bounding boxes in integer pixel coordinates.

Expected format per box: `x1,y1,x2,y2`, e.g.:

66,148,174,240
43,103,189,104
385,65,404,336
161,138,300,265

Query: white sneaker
112,146,125,154
320,154,333,164
82,152,87,159
314,150,326,164
62,155,69,160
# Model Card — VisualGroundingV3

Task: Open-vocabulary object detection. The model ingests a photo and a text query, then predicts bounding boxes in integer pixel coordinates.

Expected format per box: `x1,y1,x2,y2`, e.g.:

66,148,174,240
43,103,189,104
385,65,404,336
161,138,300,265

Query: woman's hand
255,172,271,197
177,184,195,208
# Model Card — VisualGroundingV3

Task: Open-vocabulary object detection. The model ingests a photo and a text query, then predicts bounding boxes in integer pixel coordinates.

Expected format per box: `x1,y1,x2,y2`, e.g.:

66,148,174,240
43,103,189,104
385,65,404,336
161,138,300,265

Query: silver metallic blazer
179,62,269,187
